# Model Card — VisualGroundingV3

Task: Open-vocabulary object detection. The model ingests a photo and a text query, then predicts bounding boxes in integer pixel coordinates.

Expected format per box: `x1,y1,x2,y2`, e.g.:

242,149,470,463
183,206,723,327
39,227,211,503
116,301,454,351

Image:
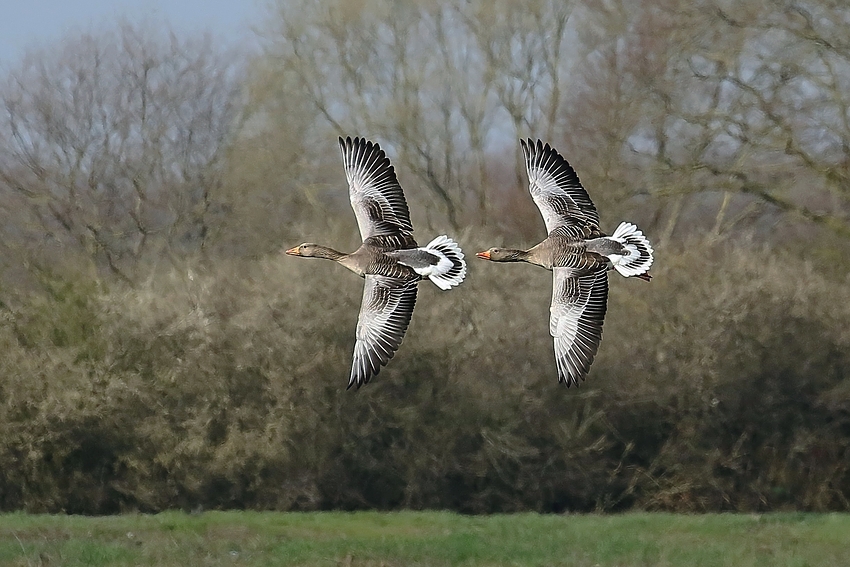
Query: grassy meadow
1,511,848,566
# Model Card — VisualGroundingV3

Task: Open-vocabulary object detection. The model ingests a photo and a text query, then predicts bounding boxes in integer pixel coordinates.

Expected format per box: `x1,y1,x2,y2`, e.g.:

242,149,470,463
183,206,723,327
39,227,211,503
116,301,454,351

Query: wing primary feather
522,138,600,234
550,268,609,386
348,276,418,389
340,136,414,241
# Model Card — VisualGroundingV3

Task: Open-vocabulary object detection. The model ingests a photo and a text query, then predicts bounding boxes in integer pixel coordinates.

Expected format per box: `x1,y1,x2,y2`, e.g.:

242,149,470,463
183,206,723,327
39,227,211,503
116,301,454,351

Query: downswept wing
350,275,418,389
521,139,600,234
339,136,414,241
550,267,609,387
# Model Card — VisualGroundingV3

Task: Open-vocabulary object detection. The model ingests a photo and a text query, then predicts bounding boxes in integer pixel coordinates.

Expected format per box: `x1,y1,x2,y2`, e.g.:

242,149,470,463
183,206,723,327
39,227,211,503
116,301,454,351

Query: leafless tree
0,21,245,284
571,0,850,241
258,0,577,228
256,0,850,242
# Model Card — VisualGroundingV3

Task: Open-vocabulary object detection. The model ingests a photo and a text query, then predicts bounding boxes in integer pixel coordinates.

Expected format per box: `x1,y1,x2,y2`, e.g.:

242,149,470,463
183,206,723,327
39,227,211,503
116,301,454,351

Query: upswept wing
550,267,609,387
521,139,599,234
339,136,414,241
349,275,418,389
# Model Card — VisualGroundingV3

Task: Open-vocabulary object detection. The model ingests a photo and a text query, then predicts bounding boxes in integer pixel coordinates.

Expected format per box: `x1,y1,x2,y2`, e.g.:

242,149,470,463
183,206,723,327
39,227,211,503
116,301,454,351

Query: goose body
477,139,653,387
287,137,466,389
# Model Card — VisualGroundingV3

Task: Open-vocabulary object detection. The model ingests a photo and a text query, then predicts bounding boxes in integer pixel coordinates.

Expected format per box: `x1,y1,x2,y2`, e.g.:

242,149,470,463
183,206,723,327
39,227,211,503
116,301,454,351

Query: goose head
476,248,528,262
286,243,320,257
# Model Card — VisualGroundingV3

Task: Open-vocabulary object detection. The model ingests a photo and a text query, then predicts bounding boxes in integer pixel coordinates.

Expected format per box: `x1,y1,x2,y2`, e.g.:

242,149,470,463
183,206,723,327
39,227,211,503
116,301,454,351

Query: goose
286,136,467,389
476,139,653,387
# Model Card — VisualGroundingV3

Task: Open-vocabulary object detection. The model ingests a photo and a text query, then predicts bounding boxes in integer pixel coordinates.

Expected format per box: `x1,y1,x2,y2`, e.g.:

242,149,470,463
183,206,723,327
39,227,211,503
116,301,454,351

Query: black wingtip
339,136,351,156
559,374,585,389
347,372,364,390
520,138,536,160
341,136,386,157
347,366,378,390
520,138,558,161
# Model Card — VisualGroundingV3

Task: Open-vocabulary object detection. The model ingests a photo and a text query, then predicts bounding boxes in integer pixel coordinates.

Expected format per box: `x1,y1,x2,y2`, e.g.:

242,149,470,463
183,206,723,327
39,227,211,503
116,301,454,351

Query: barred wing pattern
521,139,600,234
550,267,609,387
339,136,413,240
350,275,418,389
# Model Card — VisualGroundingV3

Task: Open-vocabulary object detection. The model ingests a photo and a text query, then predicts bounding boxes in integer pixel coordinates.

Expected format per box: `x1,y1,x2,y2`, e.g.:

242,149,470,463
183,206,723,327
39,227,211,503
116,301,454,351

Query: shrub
0,238,848,513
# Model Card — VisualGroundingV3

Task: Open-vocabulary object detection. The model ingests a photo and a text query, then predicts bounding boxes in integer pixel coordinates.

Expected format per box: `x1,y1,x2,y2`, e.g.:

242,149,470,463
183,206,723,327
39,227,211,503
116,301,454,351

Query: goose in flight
477,139,653,387
287,136,467,389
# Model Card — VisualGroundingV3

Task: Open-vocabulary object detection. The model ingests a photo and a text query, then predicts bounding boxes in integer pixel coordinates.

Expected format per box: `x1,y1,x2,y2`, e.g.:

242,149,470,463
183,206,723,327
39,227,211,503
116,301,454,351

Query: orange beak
476,251,491,260
285,246,301,256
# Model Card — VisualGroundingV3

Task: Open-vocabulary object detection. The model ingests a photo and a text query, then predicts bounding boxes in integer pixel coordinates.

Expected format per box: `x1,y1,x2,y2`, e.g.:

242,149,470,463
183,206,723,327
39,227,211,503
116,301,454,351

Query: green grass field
1,511,847,566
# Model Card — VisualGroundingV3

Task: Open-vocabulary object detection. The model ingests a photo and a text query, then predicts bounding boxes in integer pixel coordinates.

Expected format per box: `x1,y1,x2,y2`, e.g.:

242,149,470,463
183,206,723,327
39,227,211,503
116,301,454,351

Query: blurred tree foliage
1,2,849,513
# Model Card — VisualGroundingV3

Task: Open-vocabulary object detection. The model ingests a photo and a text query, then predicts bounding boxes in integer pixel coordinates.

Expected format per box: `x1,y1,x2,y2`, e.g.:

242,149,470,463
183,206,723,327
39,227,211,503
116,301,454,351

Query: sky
0,0,265,67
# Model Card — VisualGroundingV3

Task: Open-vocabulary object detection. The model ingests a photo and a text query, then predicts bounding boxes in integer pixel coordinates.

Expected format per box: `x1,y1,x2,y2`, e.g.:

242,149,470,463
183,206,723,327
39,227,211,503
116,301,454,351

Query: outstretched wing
350,275,418,389
550,267,609,387
521,139,599,234
339,136,414,241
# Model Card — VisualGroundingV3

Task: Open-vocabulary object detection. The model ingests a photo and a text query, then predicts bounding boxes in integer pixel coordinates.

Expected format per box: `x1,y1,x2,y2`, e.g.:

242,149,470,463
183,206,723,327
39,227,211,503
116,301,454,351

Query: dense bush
1,238,848,514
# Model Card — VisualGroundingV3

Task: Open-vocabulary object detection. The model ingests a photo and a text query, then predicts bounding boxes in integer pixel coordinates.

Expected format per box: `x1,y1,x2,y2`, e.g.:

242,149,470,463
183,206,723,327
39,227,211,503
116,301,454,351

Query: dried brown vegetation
1,239,849,513
1,2,850,514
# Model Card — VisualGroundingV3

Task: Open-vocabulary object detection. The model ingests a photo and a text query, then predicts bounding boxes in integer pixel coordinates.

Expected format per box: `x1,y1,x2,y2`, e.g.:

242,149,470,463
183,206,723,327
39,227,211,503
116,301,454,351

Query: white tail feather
609,222,654,278
420,235,467,290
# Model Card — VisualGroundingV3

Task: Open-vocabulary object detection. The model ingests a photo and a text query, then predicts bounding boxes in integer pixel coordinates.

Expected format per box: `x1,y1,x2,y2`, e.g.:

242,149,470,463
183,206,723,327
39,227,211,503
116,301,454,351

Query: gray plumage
478,139,653,387
385,248,443,271
287,136,466,389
